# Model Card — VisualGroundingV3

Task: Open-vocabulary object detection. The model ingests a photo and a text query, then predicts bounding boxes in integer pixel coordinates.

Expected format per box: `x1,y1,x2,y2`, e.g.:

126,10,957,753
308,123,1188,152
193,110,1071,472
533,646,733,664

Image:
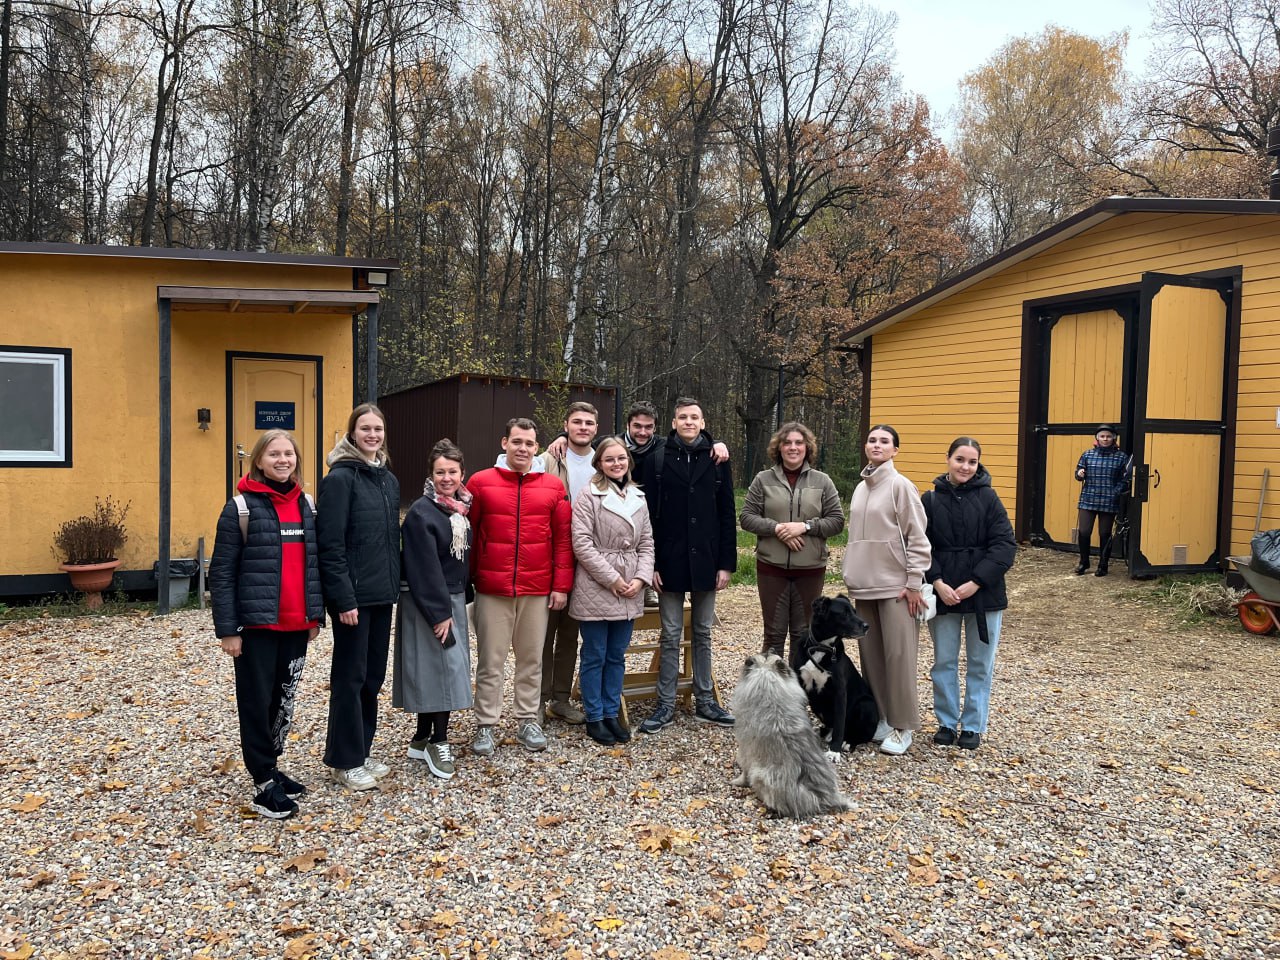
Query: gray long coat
568,482,655,622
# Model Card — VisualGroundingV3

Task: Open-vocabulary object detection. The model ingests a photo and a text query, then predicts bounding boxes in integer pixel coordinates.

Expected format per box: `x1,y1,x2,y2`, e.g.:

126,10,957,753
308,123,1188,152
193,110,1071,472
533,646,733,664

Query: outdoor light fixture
197,408,211,431
366,270,389,287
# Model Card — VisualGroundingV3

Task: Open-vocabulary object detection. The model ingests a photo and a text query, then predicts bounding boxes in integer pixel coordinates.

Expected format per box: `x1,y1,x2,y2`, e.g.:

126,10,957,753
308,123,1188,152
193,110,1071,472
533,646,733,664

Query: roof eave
0,240,399,271
844,196,1280,344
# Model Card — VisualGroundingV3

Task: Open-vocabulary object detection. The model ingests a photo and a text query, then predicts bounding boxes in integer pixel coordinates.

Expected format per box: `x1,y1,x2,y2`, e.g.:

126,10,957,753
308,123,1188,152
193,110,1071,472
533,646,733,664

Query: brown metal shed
379,373,617,503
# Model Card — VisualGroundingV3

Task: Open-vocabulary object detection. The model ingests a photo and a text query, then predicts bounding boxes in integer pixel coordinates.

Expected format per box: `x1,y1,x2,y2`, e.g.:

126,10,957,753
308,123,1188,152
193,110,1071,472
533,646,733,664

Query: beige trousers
541,607,580,704
855,597,921,732
473,593,549,726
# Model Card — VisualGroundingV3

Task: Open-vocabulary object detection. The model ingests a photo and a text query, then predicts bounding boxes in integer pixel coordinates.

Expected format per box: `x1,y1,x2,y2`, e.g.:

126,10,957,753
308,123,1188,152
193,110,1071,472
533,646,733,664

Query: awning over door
158,285,380,315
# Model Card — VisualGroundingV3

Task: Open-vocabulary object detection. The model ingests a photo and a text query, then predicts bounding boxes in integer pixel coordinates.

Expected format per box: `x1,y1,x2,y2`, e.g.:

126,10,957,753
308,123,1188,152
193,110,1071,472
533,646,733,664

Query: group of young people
209,398,737,818
209,393,1124,819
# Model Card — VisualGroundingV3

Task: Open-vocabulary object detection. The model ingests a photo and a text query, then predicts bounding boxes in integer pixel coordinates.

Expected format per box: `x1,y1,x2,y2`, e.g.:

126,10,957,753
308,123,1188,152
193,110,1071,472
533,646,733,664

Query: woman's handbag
894,500,936,623
917,582,938,623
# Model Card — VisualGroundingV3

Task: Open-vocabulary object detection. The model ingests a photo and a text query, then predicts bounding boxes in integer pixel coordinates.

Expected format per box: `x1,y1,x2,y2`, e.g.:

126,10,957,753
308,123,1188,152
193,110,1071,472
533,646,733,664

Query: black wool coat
639,432,737,592
921,466,1015,615
209,491,324,637
317,458,401,610
401,496,469,625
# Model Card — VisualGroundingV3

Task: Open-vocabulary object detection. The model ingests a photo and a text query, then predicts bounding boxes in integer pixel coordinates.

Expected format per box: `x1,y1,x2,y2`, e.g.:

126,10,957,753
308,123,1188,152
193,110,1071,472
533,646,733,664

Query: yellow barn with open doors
845,197,1280,578
0,243,396,608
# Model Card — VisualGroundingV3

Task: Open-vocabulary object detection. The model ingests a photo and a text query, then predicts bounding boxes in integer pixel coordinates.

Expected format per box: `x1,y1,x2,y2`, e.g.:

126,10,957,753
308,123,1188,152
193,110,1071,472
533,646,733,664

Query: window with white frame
0,347,71,466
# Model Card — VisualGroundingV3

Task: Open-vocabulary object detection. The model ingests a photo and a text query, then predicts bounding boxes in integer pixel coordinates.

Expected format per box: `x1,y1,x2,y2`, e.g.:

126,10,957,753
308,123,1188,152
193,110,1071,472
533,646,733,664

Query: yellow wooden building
0,243,395,606
846,197,1280,577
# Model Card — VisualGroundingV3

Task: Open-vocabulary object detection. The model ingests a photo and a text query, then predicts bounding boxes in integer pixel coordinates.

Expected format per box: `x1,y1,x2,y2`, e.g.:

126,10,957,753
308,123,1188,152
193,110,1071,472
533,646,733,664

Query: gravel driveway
2,547,1277,959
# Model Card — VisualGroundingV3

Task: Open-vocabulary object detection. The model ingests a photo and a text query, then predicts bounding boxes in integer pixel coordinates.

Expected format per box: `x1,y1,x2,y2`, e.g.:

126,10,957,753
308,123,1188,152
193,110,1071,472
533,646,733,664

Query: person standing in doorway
1074,424,1132,577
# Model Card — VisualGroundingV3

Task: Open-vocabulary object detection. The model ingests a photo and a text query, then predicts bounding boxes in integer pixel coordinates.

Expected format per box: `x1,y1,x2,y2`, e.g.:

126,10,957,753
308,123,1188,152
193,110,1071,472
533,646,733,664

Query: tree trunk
0,0,12,229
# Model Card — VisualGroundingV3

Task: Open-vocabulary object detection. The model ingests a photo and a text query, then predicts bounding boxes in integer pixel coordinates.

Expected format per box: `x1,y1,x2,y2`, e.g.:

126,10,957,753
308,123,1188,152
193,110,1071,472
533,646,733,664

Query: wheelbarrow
1228,556,1280,634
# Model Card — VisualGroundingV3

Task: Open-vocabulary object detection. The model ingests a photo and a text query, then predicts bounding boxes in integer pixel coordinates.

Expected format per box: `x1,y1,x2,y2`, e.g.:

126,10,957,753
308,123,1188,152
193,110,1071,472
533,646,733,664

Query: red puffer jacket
467,466,575,596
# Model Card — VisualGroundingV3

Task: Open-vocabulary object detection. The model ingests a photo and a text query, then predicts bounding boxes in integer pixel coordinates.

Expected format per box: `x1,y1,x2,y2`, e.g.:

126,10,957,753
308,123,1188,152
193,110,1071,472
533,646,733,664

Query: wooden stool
618,601,722,726
572,601,725,727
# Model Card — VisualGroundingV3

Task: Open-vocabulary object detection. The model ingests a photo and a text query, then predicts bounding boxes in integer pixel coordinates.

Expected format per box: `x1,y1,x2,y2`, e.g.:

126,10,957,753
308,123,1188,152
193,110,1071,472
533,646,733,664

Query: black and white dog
790,594,879,755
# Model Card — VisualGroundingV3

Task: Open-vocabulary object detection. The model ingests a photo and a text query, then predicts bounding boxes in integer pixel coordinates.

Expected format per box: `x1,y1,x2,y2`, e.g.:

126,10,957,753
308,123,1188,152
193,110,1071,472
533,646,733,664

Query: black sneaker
637,704,675,735
933,727,957,746
694,702,734,727
957,730,982,750
251,781,298,820
272,769,307,799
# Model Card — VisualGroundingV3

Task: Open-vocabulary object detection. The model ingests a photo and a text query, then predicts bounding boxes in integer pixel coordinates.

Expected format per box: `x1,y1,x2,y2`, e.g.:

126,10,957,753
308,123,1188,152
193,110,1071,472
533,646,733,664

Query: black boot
1095,537,1110,576
585,720,616,745
1075,533,1091,575
603,717,631,743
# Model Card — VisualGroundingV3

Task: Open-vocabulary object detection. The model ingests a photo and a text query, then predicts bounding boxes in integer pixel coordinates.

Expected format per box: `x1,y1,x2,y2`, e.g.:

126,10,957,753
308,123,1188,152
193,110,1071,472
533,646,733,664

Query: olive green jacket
739,464,845,570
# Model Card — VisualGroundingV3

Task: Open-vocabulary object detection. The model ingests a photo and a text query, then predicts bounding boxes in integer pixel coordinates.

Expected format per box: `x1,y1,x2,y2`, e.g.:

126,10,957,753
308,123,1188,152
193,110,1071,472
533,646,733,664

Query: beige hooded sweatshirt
841,458,931,599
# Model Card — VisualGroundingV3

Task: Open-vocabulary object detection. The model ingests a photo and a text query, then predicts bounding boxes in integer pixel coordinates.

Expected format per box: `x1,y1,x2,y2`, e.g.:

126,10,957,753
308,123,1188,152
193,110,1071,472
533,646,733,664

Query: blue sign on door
255,401,296,429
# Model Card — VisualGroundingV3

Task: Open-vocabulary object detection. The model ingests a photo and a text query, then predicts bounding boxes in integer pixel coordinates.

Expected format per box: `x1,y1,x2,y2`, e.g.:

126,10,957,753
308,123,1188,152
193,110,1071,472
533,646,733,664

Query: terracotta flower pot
61,559,121,609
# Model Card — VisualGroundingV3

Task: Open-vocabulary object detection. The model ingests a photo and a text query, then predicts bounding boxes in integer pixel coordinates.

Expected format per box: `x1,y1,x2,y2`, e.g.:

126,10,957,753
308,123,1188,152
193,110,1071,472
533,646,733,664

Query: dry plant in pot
53,497,131,609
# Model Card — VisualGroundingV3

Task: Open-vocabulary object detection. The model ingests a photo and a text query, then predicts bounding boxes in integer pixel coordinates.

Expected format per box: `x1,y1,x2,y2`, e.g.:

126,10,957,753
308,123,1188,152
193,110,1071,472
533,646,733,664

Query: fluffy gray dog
730,653,853,819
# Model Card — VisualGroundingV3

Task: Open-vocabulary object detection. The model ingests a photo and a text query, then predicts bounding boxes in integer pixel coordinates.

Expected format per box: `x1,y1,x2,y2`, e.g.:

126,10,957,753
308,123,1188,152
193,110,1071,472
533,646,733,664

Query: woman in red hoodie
210,430,324,820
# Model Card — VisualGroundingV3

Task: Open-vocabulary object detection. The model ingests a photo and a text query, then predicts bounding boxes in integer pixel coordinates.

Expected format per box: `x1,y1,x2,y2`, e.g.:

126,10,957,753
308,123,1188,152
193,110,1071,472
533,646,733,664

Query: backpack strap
235,491,317,542
233,494,250,542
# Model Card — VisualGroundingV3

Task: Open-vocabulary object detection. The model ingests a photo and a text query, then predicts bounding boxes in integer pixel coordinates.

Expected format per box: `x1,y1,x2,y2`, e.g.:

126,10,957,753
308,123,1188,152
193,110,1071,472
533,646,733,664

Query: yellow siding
867,211,1280,554
0,254,357,580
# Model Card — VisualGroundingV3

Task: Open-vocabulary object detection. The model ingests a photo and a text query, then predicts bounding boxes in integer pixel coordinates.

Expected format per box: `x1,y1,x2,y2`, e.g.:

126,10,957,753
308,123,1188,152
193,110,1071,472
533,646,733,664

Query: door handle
1152,468,1161,490
236,443,247,479
1133,464,1150,502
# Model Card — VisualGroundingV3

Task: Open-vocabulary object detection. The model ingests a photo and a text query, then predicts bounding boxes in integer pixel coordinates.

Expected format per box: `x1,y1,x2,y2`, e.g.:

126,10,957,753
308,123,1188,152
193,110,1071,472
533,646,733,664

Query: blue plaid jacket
1076,446,1132,513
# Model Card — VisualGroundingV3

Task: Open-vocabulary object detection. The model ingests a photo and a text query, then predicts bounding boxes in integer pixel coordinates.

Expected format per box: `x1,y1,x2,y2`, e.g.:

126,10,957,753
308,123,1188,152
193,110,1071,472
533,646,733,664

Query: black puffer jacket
921,466,1015,616
209,492,324,637
317,458,401,610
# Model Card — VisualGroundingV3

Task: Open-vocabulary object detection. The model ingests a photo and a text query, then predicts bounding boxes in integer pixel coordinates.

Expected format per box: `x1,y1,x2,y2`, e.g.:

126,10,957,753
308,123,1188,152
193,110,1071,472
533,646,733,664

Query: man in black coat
635,397,737,734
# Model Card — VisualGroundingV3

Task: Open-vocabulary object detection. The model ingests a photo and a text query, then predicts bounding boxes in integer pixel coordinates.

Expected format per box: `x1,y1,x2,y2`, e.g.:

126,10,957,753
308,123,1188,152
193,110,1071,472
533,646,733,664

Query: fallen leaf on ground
11,795,46,813
282,850,327,872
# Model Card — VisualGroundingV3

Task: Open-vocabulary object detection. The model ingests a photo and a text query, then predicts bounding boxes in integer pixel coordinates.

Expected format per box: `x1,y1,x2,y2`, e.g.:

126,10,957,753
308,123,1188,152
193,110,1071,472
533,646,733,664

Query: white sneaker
363,757,390,779
330,765,379,791
879,729,913,756
872,719,893,743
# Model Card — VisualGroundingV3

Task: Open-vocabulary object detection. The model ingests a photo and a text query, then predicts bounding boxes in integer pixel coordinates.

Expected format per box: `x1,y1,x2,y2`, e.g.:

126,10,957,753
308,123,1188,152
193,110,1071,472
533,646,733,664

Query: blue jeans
928,611,1002,733
577,620,634,722
657,590,716,707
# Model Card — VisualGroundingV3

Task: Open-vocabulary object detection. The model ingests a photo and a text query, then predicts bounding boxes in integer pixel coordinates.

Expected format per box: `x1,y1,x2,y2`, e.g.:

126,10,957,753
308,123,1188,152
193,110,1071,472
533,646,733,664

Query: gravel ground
2,547,1279,959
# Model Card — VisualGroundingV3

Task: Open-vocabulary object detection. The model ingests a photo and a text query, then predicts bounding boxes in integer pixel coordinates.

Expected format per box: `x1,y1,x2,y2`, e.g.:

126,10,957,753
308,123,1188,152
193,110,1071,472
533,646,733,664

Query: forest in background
3,0,1277,483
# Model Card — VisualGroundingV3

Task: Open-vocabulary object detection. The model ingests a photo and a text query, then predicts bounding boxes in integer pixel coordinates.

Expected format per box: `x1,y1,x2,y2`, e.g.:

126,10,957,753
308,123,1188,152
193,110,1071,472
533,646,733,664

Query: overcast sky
879,0,1156,137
